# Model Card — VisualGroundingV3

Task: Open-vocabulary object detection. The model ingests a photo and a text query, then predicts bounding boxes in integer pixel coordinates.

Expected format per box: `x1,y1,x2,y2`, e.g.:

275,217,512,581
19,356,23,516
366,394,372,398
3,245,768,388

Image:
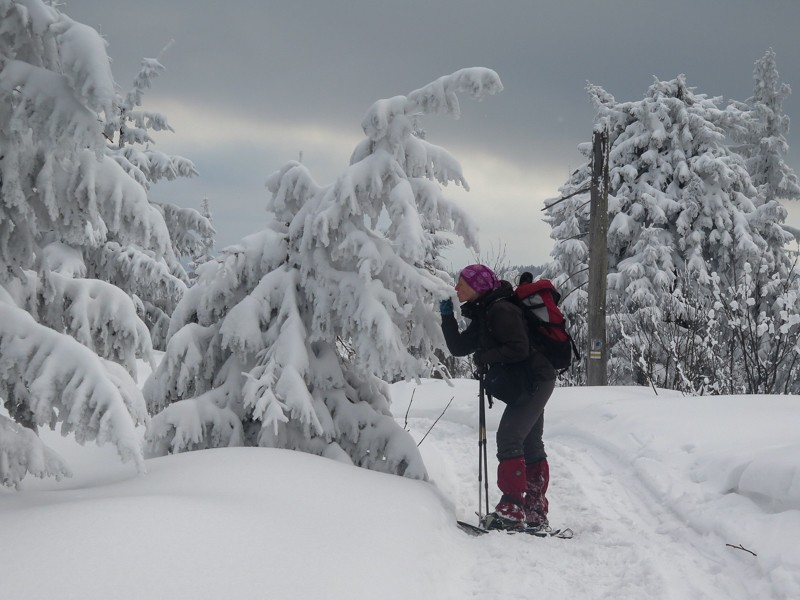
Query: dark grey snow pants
495,378,556,463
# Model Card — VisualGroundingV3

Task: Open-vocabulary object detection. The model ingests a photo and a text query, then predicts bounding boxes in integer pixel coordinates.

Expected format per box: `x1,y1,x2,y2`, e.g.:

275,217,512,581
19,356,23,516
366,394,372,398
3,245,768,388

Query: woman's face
455,276,479,303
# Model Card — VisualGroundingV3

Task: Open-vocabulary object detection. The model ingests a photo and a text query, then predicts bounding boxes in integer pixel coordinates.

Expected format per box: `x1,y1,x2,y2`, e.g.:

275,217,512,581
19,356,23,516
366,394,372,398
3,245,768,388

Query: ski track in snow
406,416,772,600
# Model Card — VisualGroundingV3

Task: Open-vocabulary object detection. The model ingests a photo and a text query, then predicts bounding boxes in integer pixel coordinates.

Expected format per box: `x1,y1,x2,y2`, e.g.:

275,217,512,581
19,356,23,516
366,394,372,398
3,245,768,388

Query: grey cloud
66,0,800,264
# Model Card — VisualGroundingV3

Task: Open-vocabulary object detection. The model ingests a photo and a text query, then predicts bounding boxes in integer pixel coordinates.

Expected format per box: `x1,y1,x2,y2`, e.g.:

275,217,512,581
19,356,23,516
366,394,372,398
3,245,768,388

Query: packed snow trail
394,380,778,599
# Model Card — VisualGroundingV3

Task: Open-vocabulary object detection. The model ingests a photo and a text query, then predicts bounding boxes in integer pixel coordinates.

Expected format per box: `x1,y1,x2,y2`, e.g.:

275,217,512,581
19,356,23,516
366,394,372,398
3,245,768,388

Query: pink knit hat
459,264,500,294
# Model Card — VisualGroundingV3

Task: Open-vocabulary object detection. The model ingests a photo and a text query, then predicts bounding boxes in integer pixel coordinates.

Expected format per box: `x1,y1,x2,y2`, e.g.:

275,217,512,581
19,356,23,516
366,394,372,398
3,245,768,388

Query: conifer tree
144,68,501,478
730,49,800,206
188,197,216,282
0,0,205,484
545,76,800,391
549,77,779,304
98,46,212,347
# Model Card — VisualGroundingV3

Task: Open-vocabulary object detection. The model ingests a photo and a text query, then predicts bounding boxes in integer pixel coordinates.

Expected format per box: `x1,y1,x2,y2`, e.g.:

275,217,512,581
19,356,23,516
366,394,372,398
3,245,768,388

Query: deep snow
2,377,799,599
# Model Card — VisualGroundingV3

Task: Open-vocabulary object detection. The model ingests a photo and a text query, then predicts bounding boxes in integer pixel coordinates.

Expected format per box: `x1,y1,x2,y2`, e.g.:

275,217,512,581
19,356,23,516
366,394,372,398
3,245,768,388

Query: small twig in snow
726,543,757,557
417,396,454,447
404,387,417,431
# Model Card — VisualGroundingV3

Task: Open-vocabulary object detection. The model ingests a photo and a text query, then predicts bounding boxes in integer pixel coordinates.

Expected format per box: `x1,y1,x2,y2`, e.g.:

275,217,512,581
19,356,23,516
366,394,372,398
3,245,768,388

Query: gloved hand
439,299,454,316
473,350,487,367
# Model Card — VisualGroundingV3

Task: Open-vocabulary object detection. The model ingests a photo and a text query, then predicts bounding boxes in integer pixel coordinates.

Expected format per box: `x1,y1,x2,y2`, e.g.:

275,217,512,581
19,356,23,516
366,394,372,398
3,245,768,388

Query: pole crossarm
541,185,591,212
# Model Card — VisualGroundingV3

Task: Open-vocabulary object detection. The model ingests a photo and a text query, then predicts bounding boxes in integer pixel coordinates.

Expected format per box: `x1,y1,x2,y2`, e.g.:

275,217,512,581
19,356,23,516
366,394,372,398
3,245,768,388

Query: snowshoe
483,511,525,531
457,518,574,539
524,524,574,539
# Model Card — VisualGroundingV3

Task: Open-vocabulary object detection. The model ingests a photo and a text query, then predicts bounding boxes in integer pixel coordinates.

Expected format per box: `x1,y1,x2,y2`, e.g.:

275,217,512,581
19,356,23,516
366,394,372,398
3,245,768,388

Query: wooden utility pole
587,128,609,386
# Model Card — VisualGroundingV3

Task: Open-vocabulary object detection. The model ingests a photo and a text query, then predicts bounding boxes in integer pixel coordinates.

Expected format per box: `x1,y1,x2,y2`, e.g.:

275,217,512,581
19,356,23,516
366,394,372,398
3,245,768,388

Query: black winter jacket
441,282,556,382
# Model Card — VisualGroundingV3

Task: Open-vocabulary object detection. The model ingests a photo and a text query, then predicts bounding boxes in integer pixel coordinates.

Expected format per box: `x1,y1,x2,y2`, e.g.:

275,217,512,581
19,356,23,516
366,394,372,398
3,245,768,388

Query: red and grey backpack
513,277,579,372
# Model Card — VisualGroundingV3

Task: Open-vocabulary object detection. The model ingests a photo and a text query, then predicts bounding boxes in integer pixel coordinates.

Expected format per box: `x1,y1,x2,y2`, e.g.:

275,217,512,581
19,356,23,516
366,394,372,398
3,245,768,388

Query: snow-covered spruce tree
729,49,800,207
104,45,197,189
188,197,215,281
97,42,212,348
144,68,500,478
0,1,201,484
545,76,800,391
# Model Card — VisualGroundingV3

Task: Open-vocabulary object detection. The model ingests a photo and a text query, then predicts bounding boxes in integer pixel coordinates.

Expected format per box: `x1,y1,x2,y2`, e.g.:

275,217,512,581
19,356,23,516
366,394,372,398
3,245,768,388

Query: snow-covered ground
2,378,799,599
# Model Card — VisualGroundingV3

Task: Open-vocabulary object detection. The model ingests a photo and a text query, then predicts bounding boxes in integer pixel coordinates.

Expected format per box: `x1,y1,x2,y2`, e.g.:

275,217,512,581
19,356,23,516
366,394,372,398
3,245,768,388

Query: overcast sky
65,0,800,269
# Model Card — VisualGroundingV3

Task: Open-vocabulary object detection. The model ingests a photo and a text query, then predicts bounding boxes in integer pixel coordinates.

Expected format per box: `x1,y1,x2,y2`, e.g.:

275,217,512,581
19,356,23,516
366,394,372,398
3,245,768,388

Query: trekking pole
482,394,490,519
477,374,484,523
477,371,490,523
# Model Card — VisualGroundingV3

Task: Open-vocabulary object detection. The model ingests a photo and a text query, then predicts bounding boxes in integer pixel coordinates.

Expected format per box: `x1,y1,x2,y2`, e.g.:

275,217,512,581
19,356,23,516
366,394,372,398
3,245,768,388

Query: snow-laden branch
111,148,198,189
121,57,166,114
68,151,174,256
39,271,155,378
49,15,115,117
361,68,501,145
0,414,71,488
146,387,244,456
87,241,187,314
410,178,480,251
0,296,146,482
0,58,102,150
152,202,214,257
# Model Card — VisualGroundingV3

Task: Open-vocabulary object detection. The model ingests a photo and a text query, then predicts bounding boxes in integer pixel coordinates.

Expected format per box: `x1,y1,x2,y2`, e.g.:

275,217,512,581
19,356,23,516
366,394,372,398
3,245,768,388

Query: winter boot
485,457,526,530
523,458,550,530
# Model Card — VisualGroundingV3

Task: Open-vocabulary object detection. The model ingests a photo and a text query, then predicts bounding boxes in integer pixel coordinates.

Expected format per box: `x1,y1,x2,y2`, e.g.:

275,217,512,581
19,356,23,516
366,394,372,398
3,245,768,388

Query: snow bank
2,444,464,600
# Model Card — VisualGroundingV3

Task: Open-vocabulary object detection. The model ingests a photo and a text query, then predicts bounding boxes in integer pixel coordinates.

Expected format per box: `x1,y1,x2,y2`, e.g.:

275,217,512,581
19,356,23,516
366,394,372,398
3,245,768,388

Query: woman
439,265,556,531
